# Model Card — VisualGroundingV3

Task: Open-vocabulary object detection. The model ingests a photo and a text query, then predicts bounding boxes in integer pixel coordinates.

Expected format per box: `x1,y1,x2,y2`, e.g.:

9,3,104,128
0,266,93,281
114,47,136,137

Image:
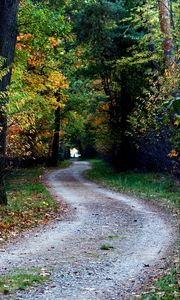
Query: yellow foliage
168,149,178,158
49,37,59,47
49,96,66,108
16,33,33,52
101,103,109,111
174,118,180,127
24,73,46,92
28,54,45,68
47,71,69,92
17,33,33,42
75,48,84,57
94,117,109,126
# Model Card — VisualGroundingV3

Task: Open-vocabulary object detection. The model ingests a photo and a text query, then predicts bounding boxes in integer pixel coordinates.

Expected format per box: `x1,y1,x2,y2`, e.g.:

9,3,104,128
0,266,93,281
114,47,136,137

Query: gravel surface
0,161,177,299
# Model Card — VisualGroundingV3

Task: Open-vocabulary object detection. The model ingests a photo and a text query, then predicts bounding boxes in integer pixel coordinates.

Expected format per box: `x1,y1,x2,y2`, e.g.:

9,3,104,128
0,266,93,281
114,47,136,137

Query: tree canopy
0,0,179,203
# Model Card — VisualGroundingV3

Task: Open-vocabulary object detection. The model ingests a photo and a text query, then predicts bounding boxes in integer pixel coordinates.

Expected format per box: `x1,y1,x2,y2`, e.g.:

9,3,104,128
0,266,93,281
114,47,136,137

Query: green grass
57,160,71,169
86,159,180,208
6,168,57,211
0,167,58,242
0,270,49,294
100,243,114,250
140,269,180,299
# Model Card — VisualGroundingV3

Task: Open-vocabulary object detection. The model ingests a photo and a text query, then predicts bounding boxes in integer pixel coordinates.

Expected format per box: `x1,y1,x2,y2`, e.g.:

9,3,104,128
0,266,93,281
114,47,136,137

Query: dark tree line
0,0,19,204
70,0,179,172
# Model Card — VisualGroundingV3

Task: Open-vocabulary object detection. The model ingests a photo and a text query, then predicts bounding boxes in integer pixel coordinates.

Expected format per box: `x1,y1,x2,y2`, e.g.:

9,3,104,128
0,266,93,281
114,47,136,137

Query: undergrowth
0,167,59,243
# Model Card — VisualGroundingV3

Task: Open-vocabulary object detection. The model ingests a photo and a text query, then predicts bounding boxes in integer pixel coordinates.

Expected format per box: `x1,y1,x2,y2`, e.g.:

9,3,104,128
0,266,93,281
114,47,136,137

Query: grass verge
0,269,50,295
57,160,72,169
0,167,60,243
138,268,180,299
86,159,180,208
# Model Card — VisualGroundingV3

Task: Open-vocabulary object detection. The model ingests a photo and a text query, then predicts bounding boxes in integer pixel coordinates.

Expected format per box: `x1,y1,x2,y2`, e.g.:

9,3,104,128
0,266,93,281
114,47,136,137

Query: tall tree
0,0,19,205
73,0,145,169
5,0,71,164
157,0,173,70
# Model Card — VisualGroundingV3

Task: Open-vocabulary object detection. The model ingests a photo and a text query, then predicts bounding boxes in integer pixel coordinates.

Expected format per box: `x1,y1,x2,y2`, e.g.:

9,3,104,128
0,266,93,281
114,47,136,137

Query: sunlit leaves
47,71,69,93
0,57,9,82
7,0,72,158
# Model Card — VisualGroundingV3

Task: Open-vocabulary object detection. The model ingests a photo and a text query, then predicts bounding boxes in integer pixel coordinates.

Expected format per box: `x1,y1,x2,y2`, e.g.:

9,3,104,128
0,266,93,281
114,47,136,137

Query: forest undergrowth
0,163,69,244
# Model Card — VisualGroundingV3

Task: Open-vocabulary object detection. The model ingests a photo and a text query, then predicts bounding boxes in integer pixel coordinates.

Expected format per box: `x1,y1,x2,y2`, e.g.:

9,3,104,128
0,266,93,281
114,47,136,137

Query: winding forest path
0,161,176,299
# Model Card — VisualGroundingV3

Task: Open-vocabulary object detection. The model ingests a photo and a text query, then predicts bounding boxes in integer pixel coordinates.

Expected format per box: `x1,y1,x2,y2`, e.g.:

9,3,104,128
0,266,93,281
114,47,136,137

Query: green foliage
0,57,8,83
75,0,126,49
0,56,9,108
140,268,179,300
168,96,180,153
7,0,71,158
5,0,180,170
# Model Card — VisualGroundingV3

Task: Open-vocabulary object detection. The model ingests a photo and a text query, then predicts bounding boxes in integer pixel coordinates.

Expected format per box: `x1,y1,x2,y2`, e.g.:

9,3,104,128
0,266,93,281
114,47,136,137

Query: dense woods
0,0,179,204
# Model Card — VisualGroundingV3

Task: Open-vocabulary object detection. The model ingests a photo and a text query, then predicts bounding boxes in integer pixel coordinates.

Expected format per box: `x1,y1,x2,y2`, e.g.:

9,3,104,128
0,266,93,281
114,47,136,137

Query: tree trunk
50,96,61,166
0,0,18,90
114,72,134,171
157,0,173,70
0,0,19,205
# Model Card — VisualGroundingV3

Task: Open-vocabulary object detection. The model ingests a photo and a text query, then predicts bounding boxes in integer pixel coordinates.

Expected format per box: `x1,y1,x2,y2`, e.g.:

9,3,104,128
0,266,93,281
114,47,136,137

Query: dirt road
0,161,176,299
